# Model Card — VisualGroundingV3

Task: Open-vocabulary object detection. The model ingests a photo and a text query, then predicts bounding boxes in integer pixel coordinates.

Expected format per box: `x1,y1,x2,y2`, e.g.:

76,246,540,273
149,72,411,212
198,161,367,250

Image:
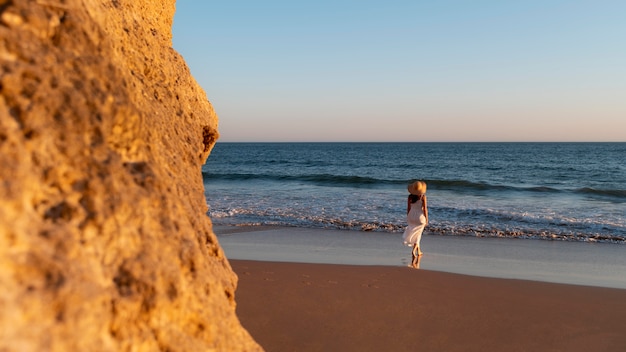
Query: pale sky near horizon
172,1,625,142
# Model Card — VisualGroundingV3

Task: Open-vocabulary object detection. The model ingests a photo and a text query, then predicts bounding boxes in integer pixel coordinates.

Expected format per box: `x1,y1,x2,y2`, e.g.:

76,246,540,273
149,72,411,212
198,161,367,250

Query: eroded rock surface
0,0,260,350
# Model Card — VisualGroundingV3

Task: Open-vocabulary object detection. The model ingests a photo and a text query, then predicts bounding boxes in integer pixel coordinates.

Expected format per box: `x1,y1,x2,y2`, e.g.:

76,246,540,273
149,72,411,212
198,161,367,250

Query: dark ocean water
201,142,626,243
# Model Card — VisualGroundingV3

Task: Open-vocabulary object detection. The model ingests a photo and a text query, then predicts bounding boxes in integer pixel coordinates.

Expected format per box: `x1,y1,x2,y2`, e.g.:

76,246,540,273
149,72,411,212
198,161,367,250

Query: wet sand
215,225,626,289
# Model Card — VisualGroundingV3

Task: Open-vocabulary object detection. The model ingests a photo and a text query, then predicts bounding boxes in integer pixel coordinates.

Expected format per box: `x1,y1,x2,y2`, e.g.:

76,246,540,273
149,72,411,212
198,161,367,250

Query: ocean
202,142,626,244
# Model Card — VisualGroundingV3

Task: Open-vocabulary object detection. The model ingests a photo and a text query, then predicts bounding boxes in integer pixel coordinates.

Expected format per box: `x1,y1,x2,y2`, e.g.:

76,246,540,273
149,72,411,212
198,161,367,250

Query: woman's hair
408,194,422,203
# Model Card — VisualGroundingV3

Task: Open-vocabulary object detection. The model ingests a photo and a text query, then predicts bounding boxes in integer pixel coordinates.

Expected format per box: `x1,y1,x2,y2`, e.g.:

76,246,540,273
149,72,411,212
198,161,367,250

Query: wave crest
202,172,626,201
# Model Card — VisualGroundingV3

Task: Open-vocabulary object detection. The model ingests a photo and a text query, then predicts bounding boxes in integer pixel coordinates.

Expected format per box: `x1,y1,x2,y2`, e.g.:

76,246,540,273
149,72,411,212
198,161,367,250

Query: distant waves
203,171,626,202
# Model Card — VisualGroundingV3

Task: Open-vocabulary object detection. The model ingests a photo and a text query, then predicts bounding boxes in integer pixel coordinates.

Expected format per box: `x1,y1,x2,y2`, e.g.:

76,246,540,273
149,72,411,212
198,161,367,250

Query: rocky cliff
0,0,261,350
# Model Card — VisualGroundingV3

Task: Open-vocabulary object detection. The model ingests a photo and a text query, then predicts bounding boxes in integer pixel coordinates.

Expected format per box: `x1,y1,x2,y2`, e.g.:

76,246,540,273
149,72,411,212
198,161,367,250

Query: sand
215,225,626,351
231,259,626,352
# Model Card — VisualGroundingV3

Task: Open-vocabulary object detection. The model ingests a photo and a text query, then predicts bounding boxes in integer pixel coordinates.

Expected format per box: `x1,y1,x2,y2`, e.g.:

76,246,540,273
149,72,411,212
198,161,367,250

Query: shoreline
231,259,626,352
215,225,626,289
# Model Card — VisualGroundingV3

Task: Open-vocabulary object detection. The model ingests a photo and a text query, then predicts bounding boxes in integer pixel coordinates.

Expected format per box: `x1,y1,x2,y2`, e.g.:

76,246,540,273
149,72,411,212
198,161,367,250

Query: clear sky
172,1,625,142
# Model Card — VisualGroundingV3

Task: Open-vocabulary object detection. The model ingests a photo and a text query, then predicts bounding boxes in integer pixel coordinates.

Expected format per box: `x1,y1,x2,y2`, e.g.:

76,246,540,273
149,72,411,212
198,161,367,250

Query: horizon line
213,140,626,143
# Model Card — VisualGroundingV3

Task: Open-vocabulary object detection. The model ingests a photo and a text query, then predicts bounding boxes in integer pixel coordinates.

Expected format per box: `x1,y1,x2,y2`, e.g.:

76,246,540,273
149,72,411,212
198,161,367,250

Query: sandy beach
216,226,626,351
231,260,626,352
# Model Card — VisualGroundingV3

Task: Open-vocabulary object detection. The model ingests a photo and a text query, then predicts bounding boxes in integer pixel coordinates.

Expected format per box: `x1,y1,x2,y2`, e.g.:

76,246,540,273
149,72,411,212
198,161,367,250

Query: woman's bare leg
411,245,419,268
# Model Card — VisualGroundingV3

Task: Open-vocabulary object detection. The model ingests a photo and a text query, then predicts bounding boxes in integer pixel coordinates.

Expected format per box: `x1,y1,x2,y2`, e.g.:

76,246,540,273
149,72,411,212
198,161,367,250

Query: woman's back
407,197,426,225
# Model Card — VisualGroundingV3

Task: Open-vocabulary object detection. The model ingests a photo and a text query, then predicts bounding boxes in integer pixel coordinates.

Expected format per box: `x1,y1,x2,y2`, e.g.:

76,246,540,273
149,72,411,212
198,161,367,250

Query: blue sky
172,1,625,142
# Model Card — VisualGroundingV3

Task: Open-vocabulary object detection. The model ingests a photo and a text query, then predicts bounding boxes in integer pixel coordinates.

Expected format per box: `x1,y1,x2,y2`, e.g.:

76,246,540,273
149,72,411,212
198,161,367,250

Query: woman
402,181,428,268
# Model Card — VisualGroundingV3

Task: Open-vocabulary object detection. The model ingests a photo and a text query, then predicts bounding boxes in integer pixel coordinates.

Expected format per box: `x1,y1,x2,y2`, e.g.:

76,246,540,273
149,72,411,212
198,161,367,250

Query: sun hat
407,181,427,195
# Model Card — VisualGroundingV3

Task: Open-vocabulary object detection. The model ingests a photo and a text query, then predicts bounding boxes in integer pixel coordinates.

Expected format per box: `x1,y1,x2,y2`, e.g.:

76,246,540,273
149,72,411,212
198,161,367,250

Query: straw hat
407,181,427,195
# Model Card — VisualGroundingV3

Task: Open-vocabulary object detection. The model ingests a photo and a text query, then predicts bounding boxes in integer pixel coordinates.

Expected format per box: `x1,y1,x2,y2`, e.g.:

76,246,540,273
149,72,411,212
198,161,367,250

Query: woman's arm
423,196,429,225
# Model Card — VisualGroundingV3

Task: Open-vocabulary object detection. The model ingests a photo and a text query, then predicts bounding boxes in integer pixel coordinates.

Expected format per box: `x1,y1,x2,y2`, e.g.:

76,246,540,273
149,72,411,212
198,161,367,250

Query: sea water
202,142,626,244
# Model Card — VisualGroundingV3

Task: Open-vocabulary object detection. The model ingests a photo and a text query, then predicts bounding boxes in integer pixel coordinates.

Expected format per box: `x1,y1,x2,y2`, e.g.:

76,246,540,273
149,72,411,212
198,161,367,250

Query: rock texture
0,0,261,350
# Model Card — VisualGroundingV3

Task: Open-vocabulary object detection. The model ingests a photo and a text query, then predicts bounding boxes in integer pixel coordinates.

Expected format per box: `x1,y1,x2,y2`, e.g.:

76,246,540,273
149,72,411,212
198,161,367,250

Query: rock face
0,0,261,351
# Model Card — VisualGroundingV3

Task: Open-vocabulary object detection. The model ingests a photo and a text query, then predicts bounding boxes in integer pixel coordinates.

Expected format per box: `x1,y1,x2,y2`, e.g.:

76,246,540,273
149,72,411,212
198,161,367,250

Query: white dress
402,199,426,247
